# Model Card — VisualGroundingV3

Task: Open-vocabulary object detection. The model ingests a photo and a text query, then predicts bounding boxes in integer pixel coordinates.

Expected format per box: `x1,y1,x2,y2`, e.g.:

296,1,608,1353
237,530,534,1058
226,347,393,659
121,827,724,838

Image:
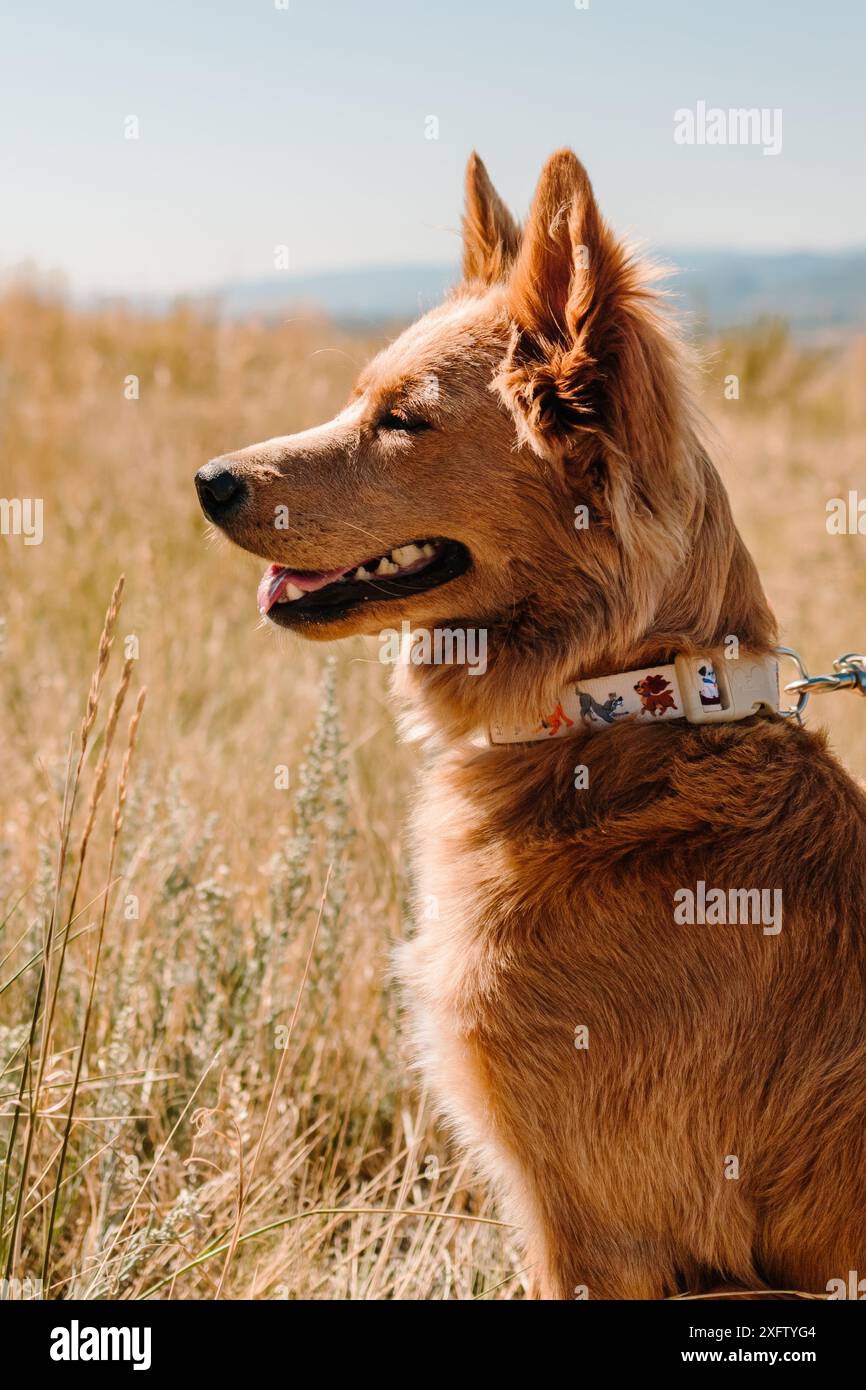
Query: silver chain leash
776,648,866,722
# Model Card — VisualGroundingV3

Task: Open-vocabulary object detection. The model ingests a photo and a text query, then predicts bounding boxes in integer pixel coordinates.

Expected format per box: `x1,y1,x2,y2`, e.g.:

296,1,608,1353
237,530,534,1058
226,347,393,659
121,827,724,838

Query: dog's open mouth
257,538,471,625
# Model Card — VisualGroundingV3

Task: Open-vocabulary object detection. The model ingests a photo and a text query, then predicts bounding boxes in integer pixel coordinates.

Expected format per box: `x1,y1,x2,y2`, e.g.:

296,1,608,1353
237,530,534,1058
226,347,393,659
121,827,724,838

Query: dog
634,672,678,717
698,662,722,706
535,702,575,737
196,150,866,1299
577,690,625,725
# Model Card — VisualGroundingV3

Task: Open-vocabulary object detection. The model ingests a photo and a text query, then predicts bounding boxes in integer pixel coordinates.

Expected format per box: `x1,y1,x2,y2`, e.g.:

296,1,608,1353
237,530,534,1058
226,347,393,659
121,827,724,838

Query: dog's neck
392,466,777,748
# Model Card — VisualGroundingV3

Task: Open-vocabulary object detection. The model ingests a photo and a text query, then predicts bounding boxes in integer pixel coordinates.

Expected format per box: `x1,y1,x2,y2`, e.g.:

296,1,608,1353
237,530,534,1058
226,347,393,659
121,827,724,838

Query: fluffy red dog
197,150,866,1299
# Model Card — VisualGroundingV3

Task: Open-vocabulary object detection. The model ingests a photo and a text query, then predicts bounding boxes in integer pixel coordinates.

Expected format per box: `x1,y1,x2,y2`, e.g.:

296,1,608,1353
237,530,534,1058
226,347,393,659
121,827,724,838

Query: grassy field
1,290,864,1300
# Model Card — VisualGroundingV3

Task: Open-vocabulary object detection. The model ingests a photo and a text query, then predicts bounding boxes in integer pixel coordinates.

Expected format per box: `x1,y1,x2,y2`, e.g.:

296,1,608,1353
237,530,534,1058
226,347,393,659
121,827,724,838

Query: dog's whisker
308,346,363,370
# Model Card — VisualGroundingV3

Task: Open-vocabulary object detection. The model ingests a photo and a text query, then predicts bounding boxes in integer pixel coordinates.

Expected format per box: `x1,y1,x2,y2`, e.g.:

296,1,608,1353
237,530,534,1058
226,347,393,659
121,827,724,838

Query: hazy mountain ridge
205,248,866,335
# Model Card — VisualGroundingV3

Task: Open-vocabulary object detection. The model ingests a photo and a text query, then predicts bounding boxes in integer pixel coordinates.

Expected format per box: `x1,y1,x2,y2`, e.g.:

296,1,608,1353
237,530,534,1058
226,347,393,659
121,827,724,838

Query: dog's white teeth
337,541,437,587
284,582,304,601
390,543,424,567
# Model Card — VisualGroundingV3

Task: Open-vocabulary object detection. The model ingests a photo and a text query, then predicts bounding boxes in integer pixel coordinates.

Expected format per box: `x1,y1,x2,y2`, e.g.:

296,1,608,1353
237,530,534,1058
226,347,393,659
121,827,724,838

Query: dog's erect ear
462,152,521,286
497,149,643,455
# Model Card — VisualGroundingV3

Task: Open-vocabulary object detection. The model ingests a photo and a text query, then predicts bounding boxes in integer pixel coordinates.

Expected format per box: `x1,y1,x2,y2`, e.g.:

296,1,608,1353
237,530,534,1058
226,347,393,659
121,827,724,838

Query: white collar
487,651,780,744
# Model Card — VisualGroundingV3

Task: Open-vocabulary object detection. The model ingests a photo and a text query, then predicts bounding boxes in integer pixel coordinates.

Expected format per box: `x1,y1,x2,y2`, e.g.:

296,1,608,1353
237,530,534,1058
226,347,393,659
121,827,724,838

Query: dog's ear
462,151,521,286
496,149,644,457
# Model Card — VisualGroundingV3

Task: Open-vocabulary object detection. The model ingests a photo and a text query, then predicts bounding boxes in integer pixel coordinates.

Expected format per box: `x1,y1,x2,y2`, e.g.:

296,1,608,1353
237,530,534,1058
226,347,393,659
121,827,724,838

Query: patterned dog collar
488,652,780,744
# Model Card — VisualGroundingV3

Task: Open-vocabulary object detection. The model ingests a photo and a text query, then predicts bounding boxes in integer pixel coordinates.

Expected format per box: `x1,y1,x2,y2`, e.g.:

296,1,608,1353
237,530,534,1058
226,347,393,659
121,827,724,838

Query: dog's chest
396,756,521,1146
400,761,499,1010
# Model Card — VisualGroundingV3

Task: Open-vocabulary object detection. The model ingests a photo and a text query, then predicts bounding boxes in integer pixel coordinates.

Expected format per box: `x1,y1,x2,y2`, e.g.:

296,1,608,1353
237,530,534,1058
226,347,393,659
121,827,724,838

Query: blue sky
2,0,864,294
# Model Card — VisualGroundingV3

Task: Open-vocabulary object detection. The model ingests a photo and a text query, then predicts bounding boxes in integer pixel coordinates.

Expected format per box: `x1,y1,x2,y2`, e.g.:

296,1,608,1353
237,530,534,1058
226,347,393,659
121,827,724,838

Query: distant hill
215,264,455,325
209,249,866,336
661,248,866,334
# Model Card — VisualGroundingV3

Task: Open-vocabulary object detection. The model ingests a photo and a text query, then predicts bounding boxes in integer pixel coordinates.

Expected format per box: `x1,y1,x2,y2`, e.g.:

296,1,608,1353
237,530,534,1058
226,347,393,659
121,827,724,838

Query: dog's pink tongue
257,562,351,614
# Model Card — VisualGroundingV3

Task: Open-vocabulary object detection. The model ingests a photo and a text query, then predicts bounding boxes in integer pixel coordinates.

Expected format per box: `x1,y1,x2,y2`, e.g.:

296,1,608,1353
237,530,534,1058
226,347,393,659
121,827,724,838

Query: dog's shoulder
442,717,866,878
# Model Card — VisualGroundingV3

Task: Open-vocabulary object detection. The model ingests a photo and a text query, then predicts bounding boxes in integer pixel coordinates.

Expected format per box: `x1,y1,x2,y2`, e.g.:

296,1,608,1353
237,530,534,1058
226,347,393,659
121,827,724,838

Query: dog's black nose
195,460,247,522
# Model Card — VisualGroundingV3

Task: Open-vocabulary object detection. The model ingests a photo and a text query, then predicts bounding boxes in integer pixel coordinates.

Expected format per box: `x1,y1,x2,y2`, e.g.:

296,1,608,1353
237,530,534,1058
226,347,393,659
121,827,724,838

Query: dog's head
196,150,772,729
635,674,671,697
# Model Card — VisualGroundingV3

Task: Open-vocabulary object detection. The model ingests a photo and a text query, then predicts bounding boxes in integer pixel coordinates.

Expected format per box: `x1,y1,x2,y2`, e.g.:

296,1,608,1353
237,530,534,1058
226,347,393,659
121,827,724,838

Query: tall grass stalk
42,686,147,1286
2,578,125,1282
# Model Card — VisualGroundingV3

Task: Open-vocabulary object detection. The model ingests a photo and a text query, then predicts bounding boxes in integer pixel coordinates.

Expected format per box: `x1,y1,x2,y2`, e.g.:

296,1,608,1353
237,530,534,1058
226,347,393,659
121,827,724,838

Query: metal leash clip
776,648,866,723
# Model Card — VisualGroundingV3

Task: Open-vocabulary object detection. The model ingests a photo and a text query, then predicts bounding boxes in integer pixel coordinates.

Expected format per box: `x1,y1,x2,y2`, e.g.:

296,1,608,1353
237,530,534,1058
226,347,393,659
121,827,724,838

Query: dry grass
0,290,864,1301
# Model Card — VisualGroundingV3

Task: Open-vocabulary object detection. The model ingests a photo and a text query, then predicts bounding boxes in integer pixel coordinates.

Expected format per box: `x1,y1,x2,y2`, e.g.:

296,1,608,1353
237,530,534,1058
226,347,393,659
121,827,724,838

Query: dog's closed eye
377,409,433,434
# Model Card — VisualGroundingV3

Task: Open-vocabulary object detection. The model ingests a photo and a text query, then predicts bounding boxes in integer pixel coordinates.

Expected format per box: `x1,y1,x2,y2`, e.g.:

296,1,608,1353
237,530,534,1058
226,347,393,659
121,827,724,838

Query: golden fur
201,150,866,1299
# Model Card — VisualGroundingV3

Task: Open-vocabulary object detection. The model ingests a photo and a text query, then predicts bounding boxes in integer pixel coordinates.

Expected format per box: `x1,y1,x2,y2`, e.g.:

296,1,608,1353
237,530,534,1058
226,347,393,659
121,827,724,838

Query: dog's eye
377,410,431,434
